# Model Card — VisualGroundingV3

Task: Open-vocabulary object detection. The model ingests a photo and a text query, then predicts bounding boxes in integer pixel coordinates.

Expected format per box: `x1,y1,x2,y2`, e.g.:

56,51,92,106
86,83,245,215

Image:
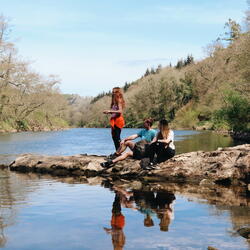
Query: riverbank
7,144,250,187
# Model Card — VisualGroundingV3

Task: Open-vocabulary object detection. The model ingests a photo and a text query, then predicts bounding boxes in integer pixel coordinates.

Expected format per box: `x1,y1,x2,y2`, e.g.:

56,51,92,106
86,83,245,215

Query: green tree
214,91,250,131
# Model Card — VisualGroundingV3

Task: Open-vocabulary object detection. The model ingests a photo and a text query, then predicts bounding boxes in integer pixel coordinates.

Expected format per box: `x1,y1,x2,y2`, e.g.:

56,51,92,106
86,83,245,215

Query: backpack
133,140,150,160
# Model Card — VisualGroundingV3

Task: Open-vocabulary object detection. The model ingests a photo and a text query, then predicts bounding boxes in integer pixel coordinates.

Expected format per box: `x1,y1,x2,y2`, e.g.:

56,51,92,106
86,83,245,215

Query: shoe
144,162,155,171
100,159,114,168
105,153,118,160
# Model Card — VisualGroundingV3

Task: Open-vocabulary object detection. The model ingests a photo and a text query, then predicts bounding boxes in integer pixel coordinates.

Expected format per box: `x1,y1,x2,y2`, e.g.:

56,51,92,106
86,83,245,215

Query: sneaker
144,162,155,170
100,159,114,168
105,153,119,160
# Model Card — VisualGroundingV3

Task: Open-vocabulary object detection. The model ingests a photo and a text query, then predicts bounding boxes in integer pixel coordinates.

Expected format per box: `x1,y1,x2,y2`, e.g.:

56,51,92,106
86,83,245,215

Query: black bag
133,140,150,160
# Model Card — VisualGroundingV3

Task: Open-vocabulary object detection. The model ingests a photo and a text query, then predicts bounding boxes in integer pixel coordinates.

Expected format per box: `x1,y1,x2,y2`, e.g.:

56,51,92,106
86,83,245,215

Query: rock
87,177,104,185
85,162,103,172
207,246,218,250
9,144,250,186
199,179,215,186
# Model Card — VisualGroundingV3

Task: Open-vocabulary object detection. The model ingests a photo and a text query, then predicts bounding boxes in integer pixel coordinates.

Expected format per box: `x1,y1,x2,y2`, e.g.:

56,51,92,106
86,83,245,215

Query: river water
0,128,249,249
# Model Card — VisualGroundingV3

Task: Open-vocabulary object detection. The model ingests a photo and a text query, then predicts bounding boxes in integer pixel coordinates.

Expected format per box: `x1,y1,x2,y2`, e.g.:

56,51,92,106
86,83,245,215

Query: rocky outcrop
8,144,250,186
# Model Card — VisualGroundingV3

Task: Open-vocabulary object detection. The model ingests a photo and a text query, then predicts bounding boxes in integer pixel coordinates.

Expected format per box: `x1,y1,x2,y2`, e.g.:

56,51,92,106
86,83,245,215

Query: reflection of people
103,87,125,151
104,194,126,250
146,119,175,169
155,191,175,232
101,118,156,168
144,213,154,227
133,189,175,231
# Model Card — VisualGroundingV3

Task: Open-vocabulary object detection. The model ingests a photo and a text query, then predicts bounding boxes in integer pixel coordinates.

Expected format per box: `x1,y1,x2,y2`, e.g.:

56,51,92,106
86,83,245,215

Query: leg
116,140,135,155
157,147,175,163
113,151,133,163
111,126,121,150
101,151,133,168
148,142,158,162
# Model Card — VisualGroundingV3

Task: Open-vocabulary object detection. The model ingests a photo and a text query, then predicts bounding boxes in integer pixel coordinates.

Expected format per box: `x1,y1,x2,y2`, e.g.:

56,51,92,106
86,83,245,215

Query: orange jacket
111,214,125,229
110,116,125,129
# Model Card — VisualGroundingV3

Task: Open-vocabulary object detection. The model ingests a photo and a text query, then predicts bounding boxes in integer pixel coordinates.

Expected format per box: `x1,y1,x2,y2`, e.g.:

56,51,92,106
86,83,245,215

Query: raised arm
103,102,123,114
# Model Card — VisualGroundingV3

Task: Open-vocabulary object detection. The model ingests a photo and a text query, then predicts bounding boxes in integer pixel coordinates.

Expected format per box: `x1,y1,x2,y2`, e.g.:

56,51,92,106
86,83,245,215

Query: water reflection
0,170,44,248
175,131,235,154
132,189,175,232
105,186,176,250
0,170,249,249
104,193,126,250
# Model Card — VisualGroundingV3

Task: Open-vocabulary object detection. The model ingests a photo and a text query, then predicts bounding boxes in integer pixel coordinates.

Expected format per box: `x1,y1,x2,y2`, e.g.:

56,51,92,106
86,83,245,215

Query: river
0,128,249,249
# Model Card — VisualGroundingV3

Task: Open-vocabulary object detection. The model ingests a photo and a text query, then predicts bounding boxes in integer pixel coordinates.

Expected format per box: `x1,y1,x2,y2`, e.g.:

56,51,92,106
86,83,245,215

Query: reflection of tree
0,169,40,247
175,131,233,154
0,217,7,247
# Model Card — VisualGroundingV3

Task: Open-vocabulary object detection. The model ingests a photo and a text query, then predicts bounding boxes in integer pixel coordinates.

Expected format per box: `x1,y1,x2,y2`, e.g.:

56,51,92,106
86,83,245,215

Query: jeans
148,142,175,163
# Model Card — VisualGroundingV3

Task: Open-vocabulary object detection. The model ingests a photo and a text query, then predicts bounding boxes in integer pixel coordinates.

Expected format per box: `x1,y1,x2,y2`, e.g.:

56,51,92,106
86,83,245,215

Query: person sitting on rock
145,119,175,170
101,118,157,168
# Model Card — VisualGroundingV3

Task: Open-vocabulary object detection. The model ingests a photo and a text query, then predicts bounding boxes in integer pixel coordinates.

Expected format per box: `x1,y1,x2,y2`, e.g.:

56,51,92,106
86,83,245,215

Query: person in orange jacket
104,193,126,250
103,87,125,152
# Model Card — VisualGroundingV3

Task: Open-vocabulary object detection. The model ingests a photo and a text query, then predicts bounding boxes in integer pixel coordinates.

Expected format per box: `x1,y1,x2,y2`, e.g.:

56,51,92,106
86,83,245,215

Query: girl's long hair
157,119,170,140
111,87,125,109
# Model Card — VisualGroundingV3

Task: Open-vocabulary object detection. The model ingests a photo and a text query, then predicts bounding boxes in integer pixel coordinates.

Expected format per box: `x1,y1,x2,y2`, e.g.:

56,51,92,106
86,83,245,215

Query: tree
214,91,250,131
144,68,150,77
184,55,194,66
150,67,155,74
155,64,162,73
221,19,241,43
175,59,184,69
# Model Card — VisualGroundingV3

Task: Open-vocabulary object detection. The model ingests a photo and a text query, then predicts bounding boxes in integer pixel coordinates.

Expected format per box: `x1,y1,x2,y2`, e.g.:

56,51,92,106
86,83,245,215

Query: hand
103,110,109,114
120,139,125,145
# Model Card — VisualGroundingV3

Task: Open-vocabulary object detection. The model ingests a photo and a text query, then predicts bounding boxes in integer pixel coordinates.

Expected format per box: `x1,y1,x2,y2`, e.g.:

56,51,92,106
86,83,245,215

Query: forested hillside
0,14,249,133
82,17,250,132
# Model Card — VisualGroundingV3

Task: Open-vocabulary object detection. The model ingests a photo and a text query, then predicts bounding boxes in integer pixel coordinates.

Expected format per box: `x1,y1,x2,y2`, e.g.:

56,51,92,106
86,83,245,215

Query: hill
82,19,250,132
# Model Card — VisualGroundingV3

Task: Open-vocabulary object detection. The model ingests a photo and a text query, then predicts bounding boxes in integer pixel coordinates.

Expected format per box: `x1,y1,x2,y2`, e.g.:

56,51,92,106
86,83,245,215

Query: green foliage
213,92,250,131
176,55,194,69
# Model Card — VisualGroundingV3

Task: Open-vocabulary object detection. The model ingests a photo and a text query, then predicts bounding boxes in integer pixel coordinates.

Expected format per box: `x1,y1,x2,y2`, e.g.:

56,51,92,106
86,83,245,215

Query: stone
199,179,215,186
8,144,250,186
85,162,103,172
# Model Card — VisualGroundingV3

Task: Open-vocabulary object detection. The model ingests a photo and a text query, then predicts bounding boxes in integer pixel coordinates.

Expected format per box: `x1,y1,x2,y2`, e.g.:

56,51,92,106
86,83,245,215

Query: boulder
8,144,250,186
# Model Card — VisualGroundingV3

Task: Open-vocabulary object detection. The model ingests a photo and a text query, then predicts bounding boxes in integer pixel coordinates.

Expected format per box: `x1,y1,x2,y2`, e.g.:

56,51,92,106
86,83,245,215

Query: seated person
101,118,156,168
146,119,175,170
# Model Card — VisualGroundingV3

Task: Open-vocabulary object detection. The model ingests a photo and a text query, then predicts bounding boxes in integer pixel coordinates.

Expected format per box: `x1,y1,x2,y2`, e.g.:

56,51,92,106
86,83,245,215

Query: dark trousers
148,142,175,163
111,126,121,150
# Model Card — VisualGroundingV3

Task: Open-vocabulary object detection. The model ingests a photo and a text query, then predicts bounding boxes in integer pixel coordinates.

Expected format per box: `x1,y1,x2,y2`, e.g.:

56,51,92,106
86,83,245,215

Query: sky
1,0,248,96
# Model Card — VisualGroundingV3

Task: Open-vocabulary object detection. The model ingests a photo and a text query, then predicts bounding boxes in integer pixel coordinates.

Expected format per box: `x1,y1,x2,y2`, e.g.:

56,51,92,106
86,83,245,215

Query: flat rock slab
9,144,250,186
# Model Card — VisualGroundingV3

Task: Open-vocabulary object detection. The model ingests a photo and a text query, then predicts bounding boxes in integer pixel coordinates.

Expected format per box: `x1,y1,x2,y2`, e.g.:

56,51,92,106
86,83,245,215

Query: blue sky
1,0,248,96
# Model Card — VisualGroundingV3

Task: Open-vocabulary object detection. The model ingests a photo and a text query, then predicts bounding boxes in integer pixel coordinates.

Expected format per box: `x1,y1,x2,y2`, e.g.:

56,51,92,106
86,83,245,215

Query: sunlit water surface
0,128,235,164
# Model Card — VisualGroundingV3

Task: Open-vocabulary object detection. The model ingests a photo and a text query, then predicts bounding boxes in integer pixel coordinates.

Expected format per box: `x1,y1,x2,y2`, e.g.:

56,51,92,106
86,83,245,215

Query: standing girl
103,87,125,151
